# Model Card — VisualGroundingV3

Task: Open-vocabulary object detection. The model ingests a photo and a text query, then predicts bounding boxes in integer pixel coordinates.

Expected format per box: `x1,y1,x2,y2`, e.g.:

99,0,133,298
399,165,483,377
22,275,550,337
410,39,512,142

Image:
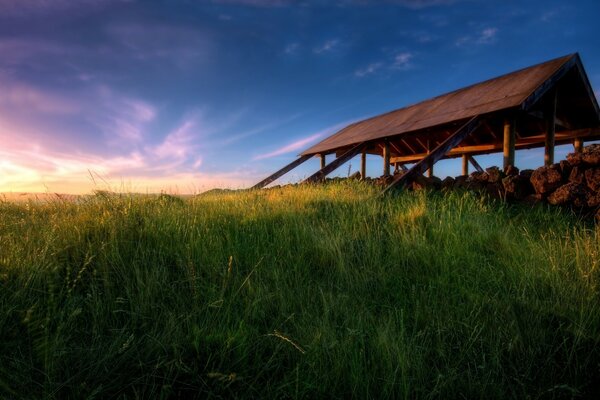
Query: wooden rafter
303,142,366,183
252,155,312,189
383,116,481,193
389,127,600,163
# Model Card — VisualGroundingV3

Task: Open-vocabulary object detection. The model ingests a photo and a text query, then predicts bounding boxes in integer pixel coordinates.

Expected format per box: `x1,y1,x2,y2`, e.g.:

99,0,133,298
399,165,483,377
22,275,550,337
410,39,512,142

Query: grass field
1,182,599,399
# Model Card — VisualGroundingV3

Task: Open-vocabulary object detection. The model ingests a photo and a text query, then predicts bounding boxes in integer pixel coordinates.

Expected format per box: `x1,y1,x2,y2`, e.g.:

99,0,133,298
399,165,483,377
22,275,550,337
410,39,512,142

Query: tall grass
1,182,599,399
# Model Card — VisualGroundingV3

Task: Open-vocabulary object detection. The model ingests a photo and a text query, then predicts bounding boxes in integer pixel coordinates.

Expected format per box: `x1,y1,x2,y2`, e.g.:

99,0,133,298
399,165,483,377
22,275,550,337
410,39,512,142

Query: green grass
1,182,599,399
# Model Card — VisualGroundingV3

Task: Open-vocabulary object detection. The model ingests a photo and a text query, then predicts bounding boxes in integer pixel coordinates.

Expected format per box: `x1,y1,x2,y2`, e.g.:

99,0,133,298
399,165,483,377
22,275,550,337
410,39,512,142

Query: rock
412,176,442,191
566,152,583,166
504,165,519,176
587,192,600,208
469,171,489,183
441,176,455,190
581,144,600,166
584,168,600,191
454,175,468,188
519,169,534,179
568,166,586,185
530,165,563,194
349,171,362,180
486,166,503,183
502,175,532,200
595,208,600,224
486,182,504,198
559,160,572,181
547,183,587,206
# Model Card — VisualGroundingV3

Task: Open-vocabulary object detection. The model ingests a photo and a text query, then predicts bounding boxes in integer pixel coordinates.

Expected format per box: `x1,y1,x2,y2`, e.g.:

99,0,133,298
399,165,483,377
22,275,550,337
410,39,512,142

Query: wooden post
303,143,366,183
544,90,557,166
462,154,469,176
383,141,390,176
574,137,584,153
503,118,515,169
360,150,366,179
426,158,433,177
320,154,326,170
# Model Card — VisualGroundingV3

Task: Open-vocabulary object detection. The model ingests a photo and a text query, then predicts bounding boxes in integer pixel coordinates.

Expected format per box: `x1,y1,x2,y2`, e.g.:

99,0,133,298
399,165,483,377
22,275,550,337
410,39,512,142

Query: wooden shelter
253,53,600,191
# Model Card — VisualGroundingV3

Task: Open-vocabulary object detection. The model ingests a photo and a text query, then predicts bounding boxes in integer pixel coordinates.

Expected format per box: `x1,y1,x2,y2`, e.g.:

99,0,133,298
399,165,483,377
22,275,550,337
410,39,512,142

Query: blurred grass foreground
1,181,599,399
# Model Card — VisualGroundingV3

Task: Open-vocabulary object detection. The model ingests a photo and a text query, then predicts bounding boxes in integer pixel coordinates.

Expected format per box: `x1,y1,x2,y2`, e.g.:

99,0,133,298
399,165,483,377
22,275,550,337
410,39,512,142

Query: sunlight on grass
0,182,598,398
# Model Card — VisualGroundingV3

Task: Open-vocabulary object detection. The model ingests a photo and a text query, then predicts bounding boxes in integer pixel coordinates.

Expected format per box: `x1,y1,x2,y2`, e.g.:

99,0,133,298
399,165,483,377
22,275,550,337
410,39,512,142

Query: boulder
486,182,504,198
441,176,455,190
587,192,600,208
559,160,572,181
566,152,583,166
349,171,362,180
469,171,489,183
530,165,563,194
486,166,503,183
502,175,532,200
581,144,600,166
504,164,519,176
547,183,587,206
454,175,468,189
519,169,534,179
568,166,586,185
584,168,600,191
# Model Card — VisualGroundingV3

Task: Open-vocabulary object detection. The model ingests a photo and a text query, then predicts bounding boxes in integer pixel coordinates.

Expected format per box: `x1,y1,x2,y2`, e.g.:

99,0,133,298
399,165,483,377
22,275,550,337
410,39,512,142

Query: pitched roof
301,53,592,156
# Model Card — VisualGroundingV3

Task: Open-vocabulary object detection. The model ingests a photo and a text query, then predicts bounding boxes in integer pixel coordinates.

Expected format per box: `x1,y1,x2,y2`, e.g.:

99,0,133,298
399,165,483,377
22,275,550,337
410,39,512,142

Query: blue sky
1,0,599,193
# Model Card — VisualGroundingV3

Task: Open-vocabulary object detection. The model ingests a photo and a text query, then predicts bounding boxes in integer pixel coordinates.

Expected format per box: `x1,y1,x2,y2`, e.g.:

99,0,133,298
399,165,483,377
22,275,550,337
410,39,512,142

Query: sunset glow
1,0,599,194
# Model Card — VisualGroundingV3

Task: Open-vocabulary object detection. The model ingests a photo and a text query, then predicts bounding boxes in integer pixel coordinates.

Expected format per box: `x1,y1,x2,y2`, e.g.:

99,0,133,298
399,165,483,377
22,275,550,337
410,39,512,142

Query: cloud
355,62,383,77
284,43,299,55
253,133,323,160
0,0,115,16
0,79,79,114
252,120,353,160
151,118,198,160
314,39,339,54
392,52,413,69
456,27,498,47
354,52,413,78
477,27,497,44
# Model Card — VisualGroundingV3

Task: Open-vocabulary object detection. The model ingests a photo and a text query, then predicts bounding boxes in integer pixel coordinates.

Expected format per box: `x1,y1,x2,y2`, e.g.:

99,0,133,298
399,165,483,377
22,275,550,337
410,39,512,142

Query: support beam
426,158,433,177
252,155,312,189
303,143,366,183
319,154,326,170
468,155,483,173
383,141,390,176
383,116,480,193
389,127,600,164
360,150,367,179
503,118,516,169
544,90,557,166
462,154,469,176
574,137,584,153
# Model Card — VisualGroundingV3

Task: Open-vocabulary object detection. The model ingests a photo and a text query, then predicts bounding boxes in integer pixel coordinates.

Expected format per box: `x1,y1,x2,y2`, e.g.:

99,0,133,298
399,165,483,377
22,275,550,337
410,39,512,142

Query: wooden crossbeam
389,127,600,163
468,155,483,173
383,116,480,193
251,155,312,189
303,142,366,183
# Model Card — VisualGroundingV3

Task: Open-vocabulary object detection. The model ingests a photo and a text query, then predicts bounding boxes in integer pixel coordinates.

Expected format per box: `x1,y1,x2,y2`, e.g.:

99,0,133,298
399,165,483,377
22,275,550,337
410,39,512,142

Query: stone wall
393,144,600,221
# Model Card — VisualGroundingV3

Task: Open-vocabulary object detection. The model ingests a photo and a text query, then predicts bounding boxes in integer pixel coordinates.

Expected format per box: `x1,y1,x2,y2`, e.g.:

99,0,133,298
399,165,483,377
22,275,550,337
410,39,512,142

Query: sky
1,0,599,194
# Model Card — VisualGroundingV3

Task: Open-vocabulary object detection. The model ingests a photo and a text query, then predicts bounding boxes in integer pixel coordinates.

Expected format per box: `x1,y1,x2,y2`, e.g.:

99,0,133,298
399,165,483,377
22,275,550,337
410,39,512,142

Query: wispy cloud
253,133,323,160
284,43,299,55
0,79,79,114
355,62,383,77
354,51,413,78
314,39,339,54
477,27,498,44
392,52,413,69
252,120,352,160
456,27,498,47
